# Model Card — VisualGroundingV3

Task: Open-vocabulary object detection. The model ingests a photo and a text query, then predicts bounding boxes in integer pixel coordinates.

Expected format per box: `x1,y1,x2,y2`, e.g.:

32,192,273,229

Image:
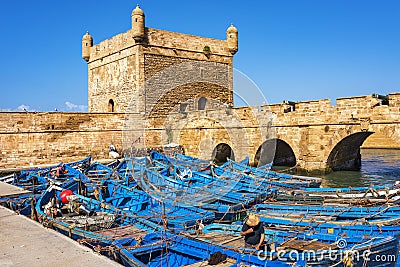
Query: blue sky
0,0,399,111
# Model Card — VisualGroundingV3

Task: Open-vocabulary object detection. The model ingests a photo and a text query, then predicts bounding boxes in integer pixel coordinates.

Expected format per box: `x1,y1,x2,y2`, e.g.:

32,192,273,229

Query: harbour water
320,149,400,187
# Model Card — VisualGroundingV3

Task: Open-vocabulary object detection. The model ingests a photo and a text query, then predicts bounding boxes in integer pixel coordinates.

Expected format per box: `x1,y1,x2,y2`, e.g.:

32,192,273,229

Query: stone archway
254,139,296,167
327,132,374,171
212,143,235,164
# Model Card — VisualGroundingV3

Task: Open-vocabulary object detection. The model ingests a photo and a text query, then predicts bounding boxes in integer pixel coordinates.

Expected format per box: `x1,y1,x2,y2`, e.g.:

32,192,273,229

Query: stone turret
226,24,238,55
131,4,145,43
86,6,235,113
82,32,93,62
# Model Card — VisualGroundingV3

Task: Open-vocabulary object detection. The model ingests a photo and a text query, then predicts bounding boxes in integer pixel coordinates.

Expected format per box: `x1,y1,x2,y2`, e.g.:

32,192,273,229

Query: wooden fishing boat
135,164,247,222
253,203,400,221
258,215,400,237
100,180,215,231
298,184,400,201
158,152,316,190
0,157,93,219
84,161,114,181
113,232,291,267
137,160,259,204
175,153,322,188
216,159,321,188
265,193,400,207
151,151,210,171
151,159,275,202
212,166,311,190
35,180,162,257
1,157,91,194
265,184,400,207
188,223,400,267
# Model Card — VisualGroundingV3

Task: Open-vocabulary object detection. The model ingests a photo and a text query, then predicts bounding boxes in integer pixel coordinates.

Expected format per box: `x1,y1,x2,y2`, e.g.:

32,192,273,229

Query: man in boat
240,213,265,250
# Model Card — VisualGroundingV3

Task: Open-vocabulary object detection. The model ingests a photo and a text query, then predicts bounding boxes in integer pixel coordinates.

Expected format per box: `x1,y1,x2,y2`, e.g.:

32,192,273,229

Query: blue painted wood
114,232,291,267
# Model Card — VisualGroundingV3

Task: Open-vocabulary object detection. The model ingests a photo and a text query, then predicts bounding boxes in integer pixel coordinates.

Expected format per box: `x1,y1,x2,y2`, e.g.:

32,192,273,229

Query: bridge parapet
389,93,400,107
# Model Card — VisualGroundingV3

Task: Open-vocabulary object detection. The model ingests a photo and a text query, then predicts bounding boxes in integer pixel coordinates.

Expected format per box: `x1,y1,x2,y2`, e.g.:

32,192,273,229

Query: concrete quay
0,206,122,267
0,182,30,198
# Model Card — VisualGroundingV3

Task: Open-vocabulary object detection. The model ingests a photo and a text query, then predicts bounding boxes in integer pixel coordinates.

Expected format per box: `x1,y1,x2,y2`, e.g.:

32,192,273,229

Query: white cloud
65,101,87,112
17,104,33,111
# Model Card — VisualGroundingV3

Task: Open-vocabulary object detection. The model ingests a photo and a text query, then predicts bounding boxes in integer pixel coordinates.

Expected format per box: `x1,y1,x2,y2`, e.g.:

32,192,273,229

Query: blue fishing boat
219,158,322,187
253,203,400,221
100,180,215,231
150,150,210,171
191,223,400,267
18,155,92,178
151,159,274,200
84,161,114,181
257,209,400,226
113,232,291,267
155,151,315,190
135,161,259,222
136,160,259,203
0,157,92,219
0,192,39,217
2,156,92,194
175,152,321,188
299,184,400,200
258,215,400,237
35,180,162,256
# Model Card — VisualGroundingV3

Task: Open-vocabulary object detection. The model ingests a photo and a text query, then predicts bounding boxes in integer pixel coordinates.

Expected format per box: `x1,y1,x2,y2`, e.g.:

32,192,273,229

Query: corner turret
82,32,93,62
226,24,238,55
131,4,145,43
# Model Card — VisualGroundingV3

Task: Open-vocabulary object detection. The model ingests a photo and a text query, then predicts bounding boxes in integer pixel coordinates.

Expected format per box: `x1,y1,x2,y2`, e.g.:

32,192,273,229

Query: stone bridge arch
327,132,373,171
213,143,235,164
171,112,256,162
161,104,269,163
325,123,400,171
254,138,297,167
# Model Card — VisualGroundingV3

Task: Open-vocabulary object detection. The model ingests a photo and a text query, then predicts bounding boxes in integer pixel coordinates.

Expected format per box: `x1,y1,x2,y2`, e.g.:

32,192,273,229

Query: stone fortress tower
82,5,238,117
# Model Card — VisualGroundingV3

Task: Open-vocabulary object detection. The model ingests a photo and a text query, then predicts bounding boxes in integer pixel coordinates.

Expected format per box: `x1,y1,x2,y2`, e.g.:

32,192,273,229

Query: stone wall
0,112,127,169
86,27,234,114
88,51,138,113
155,93,400,172
1,93,400,171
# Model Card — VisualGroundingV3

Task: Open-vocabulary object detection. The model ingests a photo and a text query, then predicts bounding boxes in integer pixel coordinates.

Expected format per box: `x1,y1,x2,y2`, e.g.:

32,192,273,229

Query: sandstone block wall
86,27,234,115
1,93,400,171
0,112,127,169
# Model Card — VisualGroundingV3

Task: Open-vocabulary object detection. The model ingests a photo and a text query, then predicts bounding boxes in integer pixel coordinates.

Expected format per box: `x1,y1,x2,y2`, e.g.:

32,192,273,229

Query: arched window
108,99,115,112
198,97,207,110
